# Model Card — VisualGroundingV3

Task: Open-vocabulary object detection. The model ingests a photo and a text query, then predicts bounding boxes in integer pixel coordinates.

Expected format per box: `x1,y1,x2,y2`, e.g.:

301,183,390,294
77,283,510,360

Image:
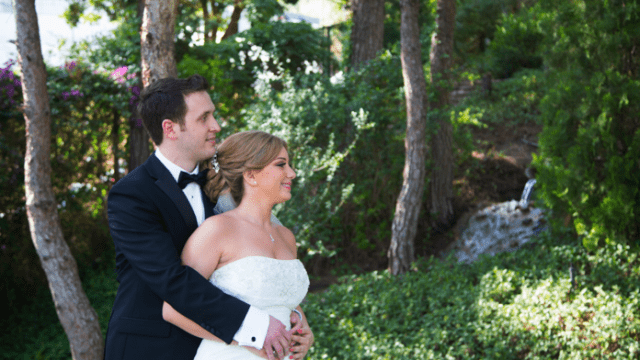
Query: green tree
534,0,640,250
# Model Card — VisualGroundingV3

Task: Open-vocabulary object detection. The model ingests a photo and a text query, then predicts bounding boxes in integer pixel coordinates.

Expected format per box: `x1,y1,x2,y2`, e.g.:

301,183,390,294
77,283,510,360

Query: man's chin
200,151,217,162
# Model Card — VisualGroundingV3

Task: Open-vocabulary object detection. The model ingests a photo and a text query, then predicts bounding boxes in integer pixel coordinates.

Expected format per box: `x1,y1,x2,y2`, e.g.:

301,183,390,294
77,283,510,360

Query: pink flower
110,66,128,83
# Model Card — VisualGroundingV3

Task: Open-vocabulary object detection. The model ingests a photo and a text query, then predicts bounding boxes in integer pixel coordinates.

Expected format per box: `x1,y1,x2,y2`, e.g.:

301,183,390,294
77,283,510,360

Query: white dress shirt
154,149,269,349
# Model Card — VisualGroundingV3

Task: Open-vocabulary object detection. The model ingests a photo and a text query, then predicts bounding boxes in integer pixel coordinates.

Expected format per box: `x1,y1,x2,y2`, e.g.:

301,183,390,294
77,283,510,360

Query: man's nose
210,118,221,132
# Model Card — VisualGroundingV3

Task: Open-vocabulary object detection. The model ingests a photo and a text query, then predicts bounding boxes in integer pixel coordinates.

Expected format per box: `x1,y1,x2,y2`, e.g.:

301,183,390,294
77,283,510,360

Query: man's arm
108,182,248,343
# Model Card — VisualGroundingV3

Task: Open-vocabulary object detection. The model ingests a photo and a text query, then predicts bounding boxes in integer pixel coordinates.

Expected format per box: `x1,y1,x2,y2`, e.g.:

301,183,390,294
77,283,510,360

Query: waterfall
520,179,536,207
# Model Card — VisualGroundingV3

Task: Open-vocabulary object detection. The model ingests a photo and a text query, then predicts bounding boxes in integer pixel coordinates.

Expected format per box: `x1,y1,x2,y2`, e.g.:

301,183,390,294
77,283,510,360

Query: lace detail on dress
211,256,308,325
193,256,309,360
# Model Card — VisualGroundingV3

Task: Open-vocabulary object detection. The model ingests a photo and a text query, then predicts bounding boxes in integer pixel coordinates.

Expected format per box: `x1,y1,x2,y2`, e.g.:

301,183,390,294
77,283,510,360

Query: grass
3,230,640,359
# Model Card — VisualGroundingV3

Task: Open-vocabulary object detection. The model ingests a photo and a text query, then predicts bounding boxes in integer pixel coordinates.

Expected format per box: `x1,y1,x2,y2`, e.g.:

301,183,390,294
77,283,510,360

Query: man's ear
162,119,178,140
243,170,258,186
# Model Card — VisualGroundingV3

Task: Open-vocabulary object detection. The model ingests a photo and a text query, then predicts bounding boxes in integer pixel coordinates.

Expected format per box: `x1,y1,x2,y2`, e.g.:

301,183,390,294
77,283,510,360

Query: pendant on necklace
269,233,275,242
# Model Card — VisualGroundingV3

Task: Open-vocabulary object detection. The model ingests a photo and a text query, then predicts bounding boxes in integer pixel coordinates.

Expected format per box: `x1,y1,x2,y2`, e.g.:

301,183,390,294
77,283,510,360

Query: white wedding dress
193,256,310,360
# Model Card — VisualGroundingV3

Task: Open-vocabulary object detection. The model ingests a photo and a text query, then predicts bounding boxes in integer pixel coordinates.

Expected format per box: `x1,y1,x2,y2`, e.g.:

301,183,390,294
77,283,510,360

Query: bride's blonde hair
202,130,288,205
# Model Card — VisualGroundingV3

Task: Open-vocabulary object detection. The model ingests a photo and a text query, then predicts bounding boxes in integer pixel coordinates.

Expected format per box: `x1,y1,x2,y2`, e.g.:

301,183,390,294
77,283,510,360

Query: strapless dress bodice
193,256,309,360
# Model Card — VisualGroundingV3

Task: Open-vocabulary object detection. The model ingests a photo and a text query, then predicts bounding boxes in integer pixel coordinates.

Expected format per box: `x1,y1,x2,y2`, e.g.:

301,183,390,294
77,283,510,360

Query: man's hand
288,311,314,359
264,316,291,360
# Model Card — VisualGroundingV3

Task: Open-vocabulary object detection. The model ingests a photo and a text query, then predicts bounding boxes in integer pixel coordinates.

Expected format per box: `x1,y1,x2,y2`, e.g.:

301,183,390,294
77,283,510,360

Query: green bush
0,249,117,360
0,60,119,318
452,68,546,127
534,0,640,251
486,5,546,79
305,234,640,359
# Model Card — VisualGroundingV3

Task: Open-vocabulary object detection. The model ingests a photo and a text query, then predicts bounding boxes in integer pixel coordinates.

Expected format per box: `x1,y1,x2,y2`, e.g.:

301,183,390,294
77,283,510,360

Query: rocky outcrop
451,200,546,263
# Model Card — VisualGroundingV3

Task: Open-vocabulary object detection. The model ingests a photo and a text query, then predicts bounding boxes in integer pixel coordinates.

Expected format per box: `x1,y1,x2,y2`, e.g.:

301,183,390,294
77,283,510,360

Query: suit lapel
202,190,215,218
145,154,199,231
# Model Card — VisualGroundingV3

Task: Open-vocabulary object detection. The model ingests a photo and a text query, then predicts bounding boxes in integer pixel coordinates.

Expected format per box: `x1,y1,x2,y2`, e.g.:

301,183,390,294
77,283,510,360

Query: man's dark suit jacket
103,154,250,360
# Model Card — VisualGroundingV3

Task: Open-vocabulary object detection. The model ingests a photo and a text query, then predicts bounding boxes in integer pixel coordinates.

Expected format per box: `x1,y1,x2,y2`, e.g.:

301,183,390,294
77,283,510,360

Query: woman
162,131,313,359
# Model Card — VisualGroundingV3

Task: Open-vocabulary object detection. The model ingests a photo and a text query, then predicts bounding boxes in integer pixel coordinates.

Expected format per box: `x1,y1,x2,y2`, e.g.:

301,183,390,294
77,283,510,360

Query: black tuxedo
104,154,250,360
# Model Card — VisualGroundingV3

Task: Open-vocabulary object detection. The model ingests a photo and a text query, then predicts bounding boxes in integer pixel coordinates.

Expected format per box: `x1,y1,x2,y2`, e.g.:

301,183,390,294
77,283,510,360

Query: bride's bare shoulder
182,212,242,274
188,212,239,247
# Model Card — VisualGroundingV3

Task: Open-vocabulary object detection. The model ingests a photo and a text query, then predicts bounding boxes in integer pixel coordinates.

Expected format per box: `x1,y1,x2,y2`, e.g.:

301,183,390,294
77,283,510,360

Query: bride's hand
289,312,314,359
288,327,313,360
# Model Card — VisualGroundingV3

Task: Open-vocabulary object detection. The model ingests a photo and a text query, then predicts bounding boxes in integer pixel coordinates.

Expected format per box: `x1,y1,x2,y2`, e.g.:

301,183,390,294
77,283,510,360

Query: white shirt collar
155,148,199,182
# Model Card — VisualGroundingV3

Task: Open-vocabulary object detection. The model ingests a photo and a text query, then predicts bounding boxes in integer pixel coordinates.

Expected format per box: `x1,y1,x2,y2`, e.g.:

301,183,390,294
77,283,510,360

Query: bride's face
252,147,296,203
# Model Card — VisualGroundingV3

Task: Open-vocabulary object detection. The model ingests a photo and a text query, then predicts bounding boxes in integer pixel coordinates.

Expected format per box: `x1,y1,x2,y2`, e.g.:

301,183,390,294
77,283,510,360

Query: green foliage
486,5,546,78
455,0,520,57
179,20,333,129
534,0,640,251
0,249,118,360
453,68,546,127
238,52,408,267
0,59,128,315
304,235,640,359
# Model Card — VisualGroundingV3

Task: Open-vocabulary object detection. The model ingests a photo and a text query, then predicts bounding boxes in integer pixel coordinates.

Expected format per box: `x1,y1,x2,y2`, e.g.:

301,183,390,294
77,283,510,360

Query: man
104,75,311,360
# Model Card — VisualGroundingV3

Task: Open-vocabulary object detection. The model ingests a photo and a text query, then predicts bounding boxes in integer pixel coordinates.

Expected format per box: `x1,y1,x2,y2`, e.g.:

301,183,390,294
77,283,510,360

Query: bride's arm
163,301,270,359
162,218,225,342
163,301,271,359
162,302,223,342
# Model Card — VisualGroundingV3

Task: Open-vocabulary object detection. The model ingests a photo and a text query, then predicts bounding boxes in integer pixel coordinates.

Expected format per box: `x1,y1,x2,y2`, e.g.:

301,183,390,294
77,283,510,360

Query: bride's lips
282,182,292,190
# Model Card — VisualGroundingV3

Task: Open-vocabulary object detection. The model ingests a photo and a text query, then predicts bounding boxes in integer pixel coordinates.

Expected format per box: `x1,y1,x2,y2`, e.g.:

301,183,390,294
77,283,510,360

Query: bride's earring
212,151,220,173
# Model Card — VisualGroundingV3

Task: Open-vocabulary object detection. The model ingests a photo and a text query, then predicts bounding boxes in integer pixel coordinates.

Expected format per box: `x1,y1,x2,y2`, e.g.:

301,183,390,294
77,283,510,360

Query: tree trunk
112,108,121,183
14,1,104,359
388,0,427,276
141,0,178,87
428,0,456,231
200,0,213,43
128,0,150,172
350,0,384,69
220,0,245,41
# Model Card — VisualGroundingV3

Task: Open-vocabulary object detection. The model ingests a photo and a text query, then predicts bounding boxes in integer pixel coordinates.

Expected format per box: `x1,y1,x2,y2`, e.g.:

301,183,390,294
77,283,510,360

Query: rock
451,200,546,263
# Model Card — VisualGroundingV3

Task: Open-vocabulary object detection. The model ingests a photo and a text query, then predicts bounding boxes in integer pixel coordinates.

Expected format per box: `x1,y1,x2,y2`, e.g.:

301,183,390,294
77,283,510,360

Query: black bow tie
177,169,209,189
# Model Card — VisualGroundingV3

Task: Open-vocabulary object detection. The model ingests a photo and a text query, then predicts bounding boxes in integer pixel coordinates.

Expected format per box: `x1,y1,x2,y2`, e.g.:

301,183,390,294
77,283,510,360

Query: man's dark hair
137,74,209,145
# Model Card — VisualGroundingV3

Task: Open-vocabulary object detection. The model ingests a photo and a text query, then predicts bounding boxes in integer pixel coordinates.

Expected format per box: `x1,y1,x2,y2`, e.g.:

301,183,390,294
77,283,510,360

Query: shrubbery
534,0,640,251
0,60,128,310
305,234,640,359
486,5,545,79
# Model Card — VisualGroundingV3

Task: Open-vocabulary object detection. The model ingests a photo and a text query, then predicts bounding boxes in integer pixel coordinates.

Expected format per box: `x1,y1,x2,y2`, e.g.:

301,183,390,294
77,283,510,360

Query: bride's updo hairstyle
203,130,288,205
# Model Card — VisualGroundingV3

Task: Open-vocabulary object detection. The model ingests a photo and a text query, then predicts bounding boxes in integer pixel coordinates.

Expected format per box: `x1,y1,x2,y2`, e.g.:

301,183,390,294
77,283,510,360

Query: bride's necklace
235,207,275,243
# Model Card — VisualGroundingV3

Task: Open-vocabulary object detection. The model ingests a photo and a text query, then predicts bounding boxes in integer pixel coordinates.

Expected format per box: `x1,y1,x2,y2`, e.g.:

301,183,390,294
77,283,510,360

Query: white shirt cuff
233,306,269,349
